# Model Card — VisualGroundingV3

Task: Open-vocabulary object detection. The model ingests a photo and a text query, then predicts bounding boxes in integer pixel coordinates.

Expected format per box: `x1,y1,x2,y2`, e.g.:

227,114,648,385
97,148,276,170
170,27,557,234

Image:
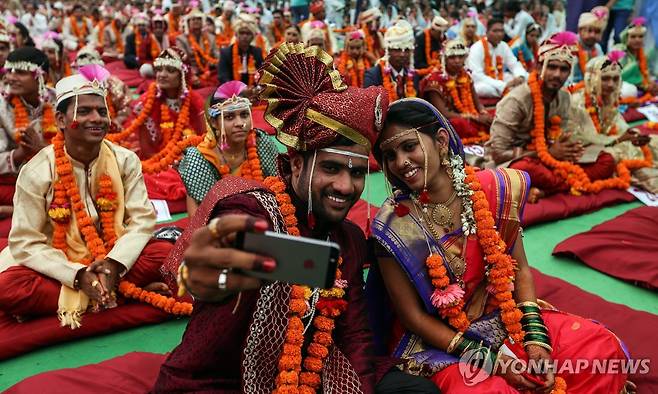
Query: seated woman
107,47,205,204
178,81,278,216
423,40,492,145
511,23,542,72
336,30,375,88
40,32,71,87
367,98,631,393
569,52,657,194
614,17,658,100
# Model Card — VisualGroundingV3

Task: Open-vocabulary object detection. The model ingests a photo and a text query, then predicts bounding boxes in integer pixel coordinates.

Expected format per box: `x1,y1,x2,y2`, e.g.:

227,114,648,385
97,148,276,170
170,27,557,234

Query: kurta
466,38,528,98
615,45,658,88
0,141,156,288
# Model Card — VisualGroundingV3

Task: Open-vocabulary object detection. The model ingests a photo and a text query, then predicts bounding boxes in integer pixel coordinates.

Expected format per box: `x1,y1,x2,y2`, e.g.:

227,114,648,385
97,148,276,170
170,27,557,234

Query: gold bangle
177,261,190,297
522,312,541,317
523,322,548,329
207,217,221,239
524,341,553,353
517,301,540,308
446,332,464,354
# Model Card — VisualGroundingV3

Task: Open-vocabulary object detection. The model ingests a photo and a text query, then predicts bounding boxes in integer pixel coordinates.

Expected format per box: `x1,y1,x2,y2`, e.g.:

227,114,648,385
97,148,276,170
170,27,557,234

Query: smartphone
235,231,340,289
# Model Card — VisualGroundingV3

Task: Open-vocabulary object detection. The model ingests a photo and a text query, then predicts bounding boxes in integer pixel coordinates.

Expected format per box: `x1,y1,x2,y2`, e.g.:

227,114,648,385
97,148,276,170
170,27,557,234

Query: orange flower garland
577,43,596,80
637,48,650,89
107,83,158,144
12,96,58,144
585,92,617,136
232,44,256,86
135,32,161,61
140,93,204,174
49,132,192,316
189,33,218,79
445,73,490,144
263,176,347,393
69,16,88,42
529,71,653,194
218,130,263,181
421,167,524,342
379,60,416,101
417,29,441,76
337,52,370,87
482,38,503,80
168,13,180,43
111,20,124,54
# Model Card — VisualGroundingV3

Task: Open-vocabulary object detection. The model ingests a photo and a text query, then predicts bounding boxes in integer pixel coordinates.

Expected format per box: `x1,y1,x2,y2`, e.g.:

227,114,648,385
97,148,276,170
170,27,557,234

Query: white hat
384,20,415,50
359,8,382,24
223,0,236,12
56,65,109,107
578,10,606,30
431,16,449,32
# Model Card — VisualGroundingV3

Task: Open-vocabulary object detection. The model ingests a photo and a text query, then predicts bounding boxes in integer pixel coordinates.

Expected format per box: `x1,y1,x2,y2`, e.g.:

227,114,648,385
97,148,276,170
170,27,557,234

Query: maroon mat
622,107,647,123
522,189,636,226
0,304,170,361
105,61,147,88
532,268,658,392
553,206,658,290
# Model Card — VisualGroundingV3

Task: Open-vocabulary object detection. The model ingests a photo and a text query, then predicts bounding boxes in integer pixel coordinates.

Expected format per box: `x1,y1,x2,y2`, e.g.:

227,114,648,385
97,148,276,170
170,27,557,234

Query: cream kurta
485,83,571,168
569,91,658,193
0,140,156,287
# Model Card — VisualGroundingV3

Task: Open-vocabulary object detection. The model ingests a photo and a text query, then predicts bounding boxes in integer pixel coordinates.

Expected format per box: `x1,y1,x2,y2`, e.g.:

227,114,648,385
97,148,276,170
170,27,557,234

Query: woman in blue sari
366,98,631,393
511,23,542,72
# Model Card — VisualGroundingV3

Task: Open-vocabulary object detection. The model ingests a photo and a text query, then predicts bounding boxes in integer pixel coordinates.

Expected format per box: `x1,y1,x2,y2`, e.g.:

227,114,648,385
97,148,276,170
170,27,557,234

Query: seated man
0,48,57,216
570,9,606,85
414,16,448,76
569,52,658,193
153,43,438,394
61,4,93,51
422,40,492,144
124,13,161,72
364,20,420,101
176,7,218,86
0,66,177,328
467,18,528,98
485,32,617,202
217,14,264,87
98,10,125,61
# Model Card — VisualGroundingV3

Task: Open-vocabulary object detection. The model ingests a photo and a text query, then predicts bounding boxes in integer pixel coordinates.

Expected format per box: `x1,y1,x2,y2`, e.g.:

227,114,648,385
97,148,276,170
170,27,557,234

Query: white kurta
467,39,528,98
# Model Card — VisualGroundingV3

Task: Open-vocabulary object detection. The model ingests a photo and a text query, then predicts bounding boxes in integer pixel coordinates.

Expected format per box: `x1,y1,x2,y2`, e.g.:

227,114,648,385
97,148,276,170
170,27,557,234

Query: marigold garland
421,167,524,342
577,43,596,80
12,96,58,144
168,13,181,43
263,176,346,393
189,33,218,80
218,129,263,181
417,29,441,76
216,18,233,47
636,48,650,89
135,32,161,61
482,38,503,80
585,92,617,136
528,71,653,194
379,59,416,101
337,52,370,87
445,73,490,144
69,16,88,45
232,44,256,86
106,83,158,144
49,132,192,316
111,20,124,54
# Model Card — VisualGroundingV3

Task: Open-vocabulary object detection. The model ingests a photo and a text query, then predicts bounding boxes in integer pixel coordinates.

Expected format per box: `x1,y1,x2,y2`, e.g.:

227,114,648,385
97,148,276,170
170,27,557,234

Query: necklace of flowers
168,13,180,41
111,21,125,54
135,32,161,61
362,25,377,55
585,92,617,136
379,59,416,101
107,83,159,144
189,33,218,74
577,43,596,78
529,71,653,194
49,132,192,316
418,28,441,76
218,129,263,181
482,38,503,80
272,23,286,43
232,44,256,86
70,16,88,40
263,176,347,393
338,52,369,87
636,48,651,90
141,92,204,174
444,73,490,145
12,96,58,144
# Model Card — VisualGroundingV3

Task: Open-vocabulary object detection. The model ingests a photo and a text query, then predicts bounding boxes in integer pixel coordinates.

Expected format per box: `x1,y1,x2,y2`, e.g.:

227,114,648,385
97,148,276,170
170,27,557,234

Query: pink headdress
213,80,247,100
607,49,625,64
538,31,579,79
632,16,646,27
346,29,365,43
208,81,252,149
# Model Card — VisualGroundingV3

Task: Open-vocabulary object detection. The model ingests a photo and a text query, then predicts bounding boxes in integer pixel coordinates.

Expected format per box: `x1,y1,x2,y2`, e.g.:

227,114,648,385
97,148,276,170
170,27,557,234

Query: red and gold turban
258,43,388,151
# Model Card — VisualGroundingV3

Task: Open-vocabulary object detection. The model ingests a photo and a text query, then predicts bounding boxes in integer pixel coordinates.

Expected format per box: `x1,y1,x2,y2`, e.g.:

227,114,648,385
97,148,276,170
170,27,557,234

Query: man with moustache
485,32,616,202
0,65,173,328
571,8,607,84
153,43,439,394
217,14,264,86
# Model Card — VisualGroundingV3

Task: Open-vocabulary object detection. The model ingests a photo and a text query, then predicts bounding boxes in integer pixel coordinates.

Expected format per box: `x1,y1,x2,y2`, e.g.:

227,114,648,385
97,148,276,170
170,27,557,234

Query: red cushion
4,352,167,393
252,107,276,135
144,168,187,214
622,107,646,123
478,97,500,108
0,304,169,361
522,189,635,226
552,206,658,289
346,199,379,235
0,217,11,238
104,61,148,88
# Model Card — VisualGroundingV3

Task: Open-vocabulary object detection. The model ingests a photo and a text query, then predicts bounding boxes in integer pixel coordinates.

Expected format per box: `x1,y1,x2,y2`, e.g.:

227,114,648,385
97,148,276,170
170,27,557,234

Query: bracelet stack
519,301,553,352
447,333,497,369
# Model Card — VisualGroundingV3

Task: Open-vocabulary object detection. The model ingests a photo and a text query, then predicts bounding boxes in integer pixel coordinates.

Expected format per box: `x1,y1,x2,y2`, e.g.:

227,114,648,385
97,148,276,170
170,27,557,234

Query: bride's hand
526,344,555,393
495,354,541,391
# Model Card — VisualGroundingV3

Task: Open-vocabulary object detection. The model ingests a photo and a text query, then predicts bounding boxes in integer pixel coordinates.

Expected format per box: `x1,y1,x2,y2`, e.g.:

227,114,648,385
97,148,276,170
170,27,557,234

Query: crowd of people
0,0,656,392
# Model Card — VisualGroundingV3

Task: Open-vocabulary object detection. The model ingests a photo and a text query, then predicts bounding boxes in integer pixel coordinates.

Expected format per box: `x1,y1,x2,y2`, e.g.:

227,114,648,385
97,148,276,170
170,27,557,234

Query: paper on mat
150,199,172,222
464,145,485,157
636,105,658,122
627,186,658,207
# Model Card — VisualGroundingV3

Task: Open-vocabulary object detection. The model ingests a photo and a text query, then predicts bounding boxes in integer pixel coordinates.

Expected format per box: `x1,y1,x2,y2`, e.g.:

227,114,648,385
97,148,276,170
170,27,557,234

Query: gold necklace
413,191,457,230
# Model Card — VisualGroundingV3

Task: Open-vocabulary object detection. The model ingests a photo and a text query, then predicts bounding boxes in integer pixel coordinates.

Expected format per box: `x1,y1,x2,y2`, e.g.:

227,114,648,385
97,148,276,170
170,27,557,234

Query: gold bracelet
446,332,464,354
523,322,548,329
517,301,540,308
522,312,541,317
524,341,553,353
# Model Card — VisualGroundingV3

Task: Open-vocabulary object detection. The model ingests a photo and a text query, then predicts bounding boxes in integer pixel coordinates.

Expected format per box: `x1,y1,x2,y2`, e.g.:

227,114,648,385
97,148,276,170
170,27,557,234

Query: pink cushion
522,189,635,226
0,304,169,361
